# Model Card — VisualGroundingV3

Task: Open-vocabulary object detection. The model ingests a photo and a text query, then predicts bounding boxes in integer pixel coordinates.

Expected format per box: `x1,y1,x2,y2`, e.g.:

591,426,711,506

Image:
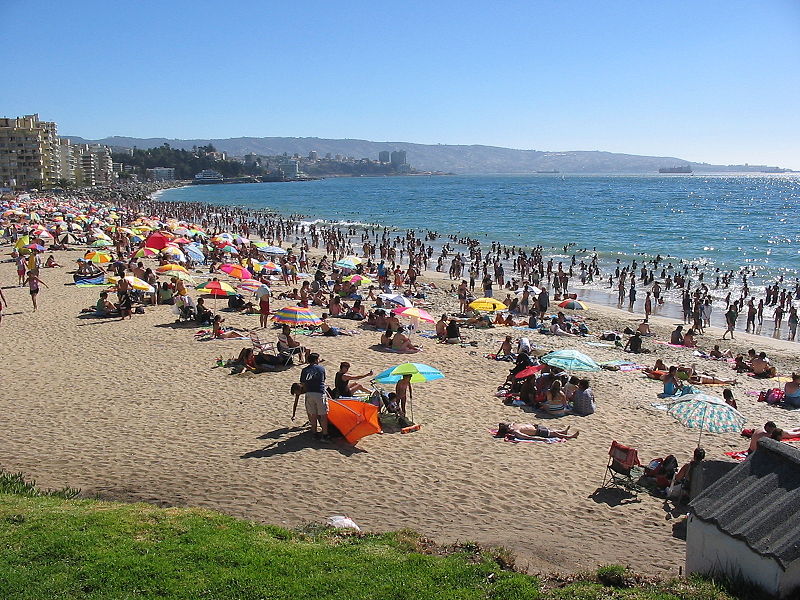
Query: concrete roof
691,438,800,569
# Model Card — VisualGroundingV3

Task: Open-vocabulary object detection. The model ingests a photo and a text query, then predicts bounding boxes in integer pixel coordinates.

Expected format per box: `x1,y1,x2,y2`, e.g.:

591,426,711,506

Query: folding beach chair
250,331,276,355
601,440,642,491
249,332,294,367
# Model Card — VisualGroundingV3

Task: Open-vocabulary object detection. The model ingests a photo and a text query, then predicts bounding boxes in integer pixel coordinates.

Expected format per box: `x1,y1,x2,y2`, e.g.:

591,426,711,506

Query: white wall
686,515,796,597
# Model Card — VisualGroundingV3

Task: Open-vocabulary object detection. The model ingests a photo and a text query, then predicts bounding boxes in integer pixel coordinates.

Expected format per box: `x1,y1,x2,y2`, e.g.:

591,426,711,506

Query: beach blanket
488,429,567,444
745,373,791,383
418,331,439,339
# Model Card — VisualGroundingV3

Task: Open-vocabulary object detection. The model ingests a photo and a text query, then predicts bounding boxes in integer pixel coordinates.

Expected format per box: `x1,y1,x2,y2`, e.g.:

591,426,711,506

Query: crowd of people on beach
2,182,799,465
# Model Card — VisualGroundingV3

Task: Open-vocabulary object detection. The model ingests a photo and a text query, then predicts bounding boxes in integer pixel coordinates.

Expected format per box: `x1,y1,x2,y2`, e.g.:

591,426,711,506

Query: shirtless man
395,373,412,416
435,314,448,340
496,422,579,440
751,352,777,378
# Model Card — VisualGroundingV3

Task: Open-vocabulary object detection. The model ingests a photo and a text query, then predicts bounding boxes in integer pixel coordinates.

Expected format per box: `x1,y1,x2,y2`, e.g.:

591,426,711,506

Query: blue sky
4,0,799,167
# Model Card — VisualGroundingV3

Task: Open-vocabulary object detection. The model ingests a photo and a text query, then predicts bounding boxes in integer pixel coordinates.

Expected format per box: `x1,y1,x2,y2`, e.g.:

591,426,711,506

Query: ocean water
161,174,800,291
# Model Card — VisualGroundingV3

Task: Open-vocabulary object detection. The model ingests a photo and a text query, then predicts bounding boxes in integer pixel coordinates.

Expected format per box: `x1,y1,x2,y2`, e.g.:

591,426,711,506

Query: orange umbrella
156,263,188,274
327,399,382,445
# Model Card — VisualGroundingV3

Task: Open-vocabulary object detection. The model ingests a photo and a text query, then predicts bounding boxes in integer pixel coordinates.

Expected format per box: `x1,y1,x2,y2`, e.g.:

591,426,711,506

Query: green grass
0,472,753,599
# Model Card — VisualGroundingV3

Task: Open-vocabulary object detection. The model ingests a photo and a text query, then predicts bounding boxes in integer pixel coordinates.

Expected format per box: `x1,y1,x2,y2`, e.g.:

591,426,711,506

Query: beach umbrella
515,286,543,296
91,239,113,247
272,306,322,327
667,392,746,445
109,275,155,293
196,280,237,296
56,232,80,244
257,260,281,272
344,274,372,286
130,247,159,259
378,293,413,308
374,362,444,422
237,278,264,293
334,257,359,270
161,247,186,262
541,349,600,372
220,263,252,280
558,299,589,310
258,245,287,255
327,399,382,445
185,244,206,262
156,263,188,274
393,306,435,323
220,245,238,255
374,363,444,385
25,243,45,252
164,270,194,282
514,364,546,379
84,250,111,264
253,285,272,299
469,297,507,312
145,231,172,250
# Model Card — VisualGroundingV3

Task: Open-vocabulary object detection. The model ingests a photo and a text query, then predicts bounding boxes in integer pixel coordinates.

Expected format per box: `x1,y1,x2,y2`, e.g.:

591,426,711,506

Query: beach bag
760,388,784,405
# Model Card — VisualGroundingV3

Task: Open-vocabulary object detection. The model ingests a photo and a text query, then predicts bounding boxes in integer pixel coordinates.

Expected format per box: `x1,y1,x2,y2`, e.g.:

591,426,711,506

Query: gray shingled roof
691,438,800,569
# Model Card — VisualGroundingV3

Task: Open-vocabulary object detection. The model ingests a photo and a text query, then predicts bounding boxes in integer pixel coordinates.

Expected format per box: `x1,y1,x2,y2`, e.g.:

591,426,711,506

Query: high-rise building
390,150,407,166
0,114,61,188
378,150,390,163
308,150,318,160
58,138,76,184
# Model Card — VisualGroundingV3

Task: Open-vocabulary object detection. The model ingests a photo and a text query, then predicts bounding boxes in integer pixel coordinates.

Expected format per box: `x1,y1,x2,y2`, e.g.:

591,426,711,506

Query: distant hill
64,135,790,174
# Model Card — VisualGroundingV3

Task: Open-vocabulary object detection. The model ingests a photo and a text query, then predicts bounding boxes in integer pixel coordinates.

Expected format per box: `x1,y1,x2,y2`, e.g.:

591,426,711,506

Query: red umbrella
514,364,546,379
144,231,172,250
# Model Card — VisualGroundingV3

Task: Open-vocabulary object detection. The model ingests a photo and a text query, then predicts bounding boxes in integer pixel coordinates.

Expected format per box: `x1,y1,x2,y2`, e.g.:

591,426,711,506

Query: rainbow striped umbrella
196,280,237,297
272,306,322,326
84,250,111,264
130,247,159,259
237,278,266,293
220,263,252,280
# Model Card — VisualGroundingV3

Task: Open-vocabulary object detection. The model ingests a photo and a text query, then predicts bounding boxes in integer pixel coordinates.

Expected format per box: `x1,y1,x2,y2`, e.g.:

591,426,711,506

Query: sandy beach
2,215,800,578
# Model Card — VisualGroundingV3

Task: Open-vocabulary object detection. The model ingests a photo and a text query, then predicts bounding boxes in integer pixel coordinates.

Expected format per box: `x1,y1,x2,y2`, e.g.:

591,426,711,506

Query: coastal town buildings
0,114,115,189
146,167,176,181
0,114,61,188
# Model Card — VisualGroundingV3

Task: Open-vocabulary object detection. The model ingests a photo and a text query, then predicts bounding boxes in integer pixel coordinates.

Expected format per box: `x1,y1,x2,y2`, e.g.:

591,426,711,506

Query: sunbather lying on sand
496,422,579,440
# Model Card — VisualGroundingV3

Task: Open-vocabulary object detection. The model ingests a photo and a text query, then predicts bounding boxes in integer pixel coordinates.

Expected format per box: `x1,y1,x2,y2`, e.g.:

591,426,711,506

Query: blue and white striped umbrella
667,393,745,443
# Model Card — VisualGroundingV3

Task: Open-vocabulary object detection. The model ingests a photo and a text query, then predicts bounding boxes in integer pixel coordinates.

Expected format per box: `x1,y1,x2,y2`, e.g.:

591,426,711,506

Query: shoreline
154,184,800,345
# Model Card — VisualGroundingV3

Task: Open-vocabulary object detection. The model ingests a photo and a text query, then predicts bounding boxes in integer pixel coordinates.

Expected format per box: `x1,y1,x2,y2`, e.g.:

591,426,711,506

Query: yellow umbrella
156,263,188,274
108,275,154,293
469,297,507,312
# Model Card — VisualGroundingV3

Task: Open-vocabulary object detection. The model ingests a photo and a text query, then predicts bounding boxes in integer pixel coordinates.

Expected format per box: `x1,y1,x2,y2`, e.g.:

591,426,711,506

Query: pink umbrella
393,306,435,323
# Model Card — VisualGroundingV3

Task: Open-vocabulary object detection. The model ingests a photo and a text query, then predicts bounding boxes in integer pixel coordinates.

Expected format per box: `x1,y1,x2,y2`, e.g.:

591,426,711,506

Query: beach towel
653,340,685,348
724,451,748,462
586,342,614,348
418,330,439,339
488,429,567,444
601,360,646,372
